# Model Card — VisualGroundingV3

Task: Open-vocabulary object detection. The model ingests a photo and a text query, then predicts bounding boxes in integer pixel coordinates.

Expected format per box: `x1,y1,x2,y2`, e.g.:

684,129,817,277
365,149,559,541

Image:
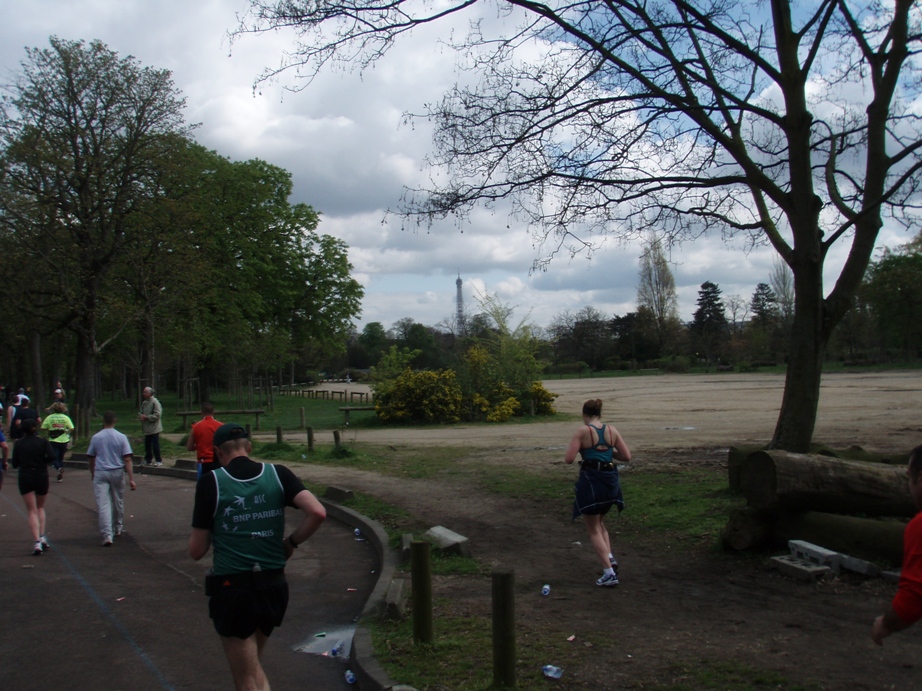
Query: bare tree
236,1,922,451
637,234,681,353
769,256,795,329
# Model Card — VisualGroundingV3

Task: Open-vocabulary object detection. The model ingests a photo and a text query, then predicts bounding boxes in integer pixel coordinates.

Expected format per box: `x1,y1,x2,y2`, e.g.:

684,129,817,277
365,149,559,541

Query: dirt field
296,371,922,689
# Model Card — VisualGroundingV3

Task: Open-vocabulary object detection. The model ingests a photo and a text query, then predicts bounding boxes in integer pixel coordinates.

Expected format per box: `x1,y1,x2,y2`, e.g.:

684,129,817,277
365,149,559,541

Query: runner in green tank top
189,423,326,691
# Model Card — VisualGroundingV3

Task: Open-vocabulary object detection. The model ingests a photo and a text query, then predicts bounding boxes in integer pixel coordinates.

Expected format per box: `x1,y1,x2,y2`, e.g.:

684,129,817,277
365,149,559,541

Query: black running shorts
208,580,289,639
18,472,49,497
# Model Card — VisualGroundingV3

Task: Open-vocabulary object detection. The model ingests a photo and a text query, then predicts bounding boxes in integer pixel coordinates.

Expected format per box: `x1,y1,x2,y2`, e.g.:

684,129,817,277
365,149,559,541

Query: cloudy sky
1,1,911,333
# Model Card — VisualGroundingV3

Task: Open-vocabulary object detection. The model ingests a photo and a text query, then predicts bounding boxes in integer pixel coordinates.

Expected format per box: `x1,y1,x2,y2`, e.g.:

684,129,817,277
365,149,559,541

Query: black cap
212,423,249,448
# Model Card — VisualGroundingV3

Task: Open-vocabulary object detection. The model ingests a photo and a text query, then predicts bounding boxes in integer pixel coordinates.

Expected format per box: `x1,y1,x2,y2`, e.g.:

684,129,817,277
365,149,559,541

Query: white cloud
2,1,916,336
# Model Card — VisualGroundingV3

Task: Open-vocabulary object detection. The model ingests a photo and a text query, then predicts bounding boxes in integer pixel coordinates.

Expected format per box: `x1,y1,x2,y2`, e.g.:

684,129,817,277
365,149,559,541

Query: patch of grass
371,601,579,690
290,442,464,480
651,658,816,690
621,469,745,540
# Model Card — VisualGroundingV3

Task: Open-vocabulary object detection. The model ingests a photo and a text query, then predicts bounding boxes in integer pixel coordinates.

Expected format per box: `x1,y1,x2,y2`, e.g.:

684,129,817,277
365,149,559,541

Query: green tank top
212,463,287,575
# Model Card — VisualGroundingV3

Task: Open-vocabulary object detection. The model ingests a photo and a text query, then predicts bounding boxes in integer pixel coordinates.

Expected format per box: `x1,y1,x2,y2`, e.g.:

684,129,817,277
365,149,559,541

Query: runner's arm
284,490,327,559
189,528,212,560
564,427,587,464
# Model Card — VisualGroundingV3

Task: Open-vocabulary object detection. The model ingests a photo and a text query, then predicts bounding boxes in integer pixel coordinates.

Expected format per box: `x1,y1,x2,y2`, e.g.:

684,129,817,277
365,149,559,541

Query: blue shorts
0,428,7,442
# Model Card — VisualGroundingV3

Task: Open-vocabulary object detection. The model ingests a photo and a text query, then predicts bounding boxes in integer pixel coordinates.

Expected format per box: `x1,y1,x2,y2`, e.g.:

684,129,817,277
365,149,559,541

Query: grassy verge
292,446,753,689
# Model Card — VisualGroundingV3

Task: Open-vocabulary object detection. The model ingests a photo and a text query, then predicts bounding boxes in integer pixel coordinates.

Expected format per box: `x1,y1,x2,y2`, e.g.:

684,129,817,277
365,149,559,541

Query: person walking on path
185,402,223,478
189,423,326,691
872,443,922,644
87,411,137,546
11,418,55,555
139,386,163,467
41,402,74,482
564,398,632,587
0,426,9,491
8,395,39,442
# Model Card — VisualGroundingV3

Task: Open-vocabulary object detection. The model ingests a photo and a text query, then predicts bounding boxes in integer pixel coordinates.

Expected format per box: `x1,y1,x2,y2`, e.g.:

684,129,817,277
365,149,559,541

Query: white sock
603,567,614,576
608,553,614,561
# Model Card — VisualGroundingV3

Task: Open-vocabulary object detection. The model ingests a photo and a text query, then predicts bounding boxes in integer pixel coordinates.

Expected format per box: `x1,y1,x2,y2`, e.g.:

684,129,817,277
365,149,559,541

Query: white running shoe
596,572,619,587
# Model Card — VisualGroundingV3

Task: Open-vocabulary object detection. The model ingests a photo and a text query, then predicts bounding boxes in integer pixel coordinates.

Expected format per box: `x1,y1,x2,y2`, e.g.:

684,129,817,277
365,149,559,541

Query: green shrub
486,396,520,422
375,368,462,424
664,356,690,373
527,381,558,415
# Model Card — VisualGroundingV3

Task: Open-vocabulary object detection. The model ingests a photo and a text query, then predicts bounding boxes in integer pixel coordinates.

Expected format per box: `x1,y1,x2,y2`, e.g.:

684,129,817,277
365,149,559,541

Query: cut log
721,507,777,550
740,450,915,517
774,511,906,567
721,508,907,566
727,445,765,491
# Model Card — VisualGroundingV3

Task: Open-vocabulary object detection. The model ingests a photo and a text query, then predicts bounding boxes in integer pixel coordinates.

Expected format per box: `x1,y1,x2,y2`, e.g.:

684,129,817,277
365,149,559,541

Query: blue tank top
578,424,614,464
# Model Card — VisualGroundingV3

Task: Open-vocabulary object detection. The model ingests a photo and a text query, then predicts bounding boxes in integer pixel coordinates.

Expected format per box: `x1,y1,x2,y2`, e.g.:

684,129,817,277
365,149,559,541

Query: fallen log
727,445,764,491
721,507,777,551
774,511,906,567
721,507,907,566
740,450,915,517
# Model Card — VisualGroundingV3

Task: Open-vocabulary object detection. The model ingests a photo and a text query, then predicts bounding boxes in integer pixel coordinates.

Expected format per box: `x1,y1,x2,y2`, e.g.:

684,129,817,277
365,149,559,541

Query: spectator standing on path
189,423,326,691
87,411,137,546
44,387,66,413
11,418,55,555
185,402,223,479
564,398,632,588
9,396,40,442
872,443,922,644
41,402,75,483
139,386,163,467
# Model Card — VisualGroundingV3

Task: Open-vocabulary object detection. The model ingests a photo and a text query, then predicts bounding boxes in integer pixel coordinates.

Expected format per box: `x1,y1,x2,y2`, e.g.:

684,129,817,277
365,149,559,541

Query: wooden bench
176,409,265,431
339,405,375,424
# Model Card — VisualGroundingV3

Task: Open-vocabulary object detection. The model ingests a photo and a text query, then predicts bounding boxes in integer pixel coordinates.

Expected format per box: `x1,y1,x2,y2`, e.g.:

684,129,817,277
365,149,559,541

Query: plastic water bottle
331,639,345,657
542,664,563,679
541,584,550,596
344,670,356,684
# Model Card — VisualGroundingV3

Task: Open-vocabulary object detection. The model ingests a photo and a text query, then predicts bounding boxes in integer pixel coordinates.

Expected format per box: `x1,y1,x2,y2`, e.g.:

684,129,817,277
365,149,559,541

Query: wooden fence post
492,569,516,687
411,541,433,644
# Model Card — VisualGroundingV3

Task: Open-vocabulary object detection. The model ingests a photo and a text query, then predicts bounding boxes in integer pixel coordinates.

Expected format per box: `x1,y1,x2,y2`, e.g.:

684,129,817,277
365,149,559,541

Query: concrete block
881,569,902,584
424,525,471,558
771,555,832,581
384,578,407,620
839,554,881,578
788,539,841,573
324,485,354,502
399,534,414,563
174,458,197,470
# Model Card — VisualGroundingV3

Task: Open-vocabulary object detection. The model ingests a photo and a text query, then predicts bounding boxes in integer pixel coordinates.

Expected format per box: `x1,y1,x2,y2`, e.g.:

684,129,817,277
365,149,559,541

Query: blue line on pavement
1,491,175,690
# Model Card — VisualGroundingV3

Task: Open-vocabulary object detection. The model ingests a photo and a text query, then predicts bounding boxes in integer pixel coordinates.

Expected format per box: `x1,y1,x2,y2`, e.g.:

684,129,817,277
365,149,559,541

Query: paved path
0,468,376,690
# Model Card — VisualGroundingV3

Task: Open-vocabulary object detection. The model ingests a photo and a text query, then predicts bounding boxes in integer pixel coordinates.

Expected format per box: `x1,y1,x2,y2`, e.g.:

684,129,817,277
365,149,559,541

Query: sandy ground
288,370,922,690
315,369,922,455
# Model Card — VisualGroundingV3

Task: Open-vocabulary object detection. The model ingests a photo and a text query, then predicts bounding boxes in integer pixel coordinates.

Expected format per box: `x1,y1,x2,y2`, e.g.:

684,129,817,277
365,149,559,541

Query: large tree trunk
771,257,825,452
74,328,96,434
741,450,915,517
29,331,44,410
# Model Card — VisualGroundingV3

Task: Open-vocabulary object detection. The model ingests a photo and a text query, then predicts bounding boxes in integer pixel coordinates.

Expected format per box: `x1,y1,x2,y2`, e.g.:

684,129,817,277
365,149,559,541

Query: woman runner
12,417,56,555
564,398,632,586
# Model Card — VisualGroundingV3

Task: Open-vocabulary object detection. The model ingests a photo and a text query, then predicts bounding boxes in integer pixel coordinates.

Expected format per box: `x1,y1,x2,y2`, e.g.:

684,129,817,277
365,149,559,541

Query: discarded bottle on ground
331,639,345,657
542,665,563,679
344,670,356,684
354,528,361,537
541,584,550,596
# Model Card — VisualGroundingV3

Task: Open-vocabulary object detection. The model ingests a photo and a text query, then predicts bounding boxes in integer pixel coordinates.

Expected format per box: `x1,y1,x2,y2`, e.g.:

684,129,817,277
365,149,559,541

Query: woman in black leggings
12,418,55,555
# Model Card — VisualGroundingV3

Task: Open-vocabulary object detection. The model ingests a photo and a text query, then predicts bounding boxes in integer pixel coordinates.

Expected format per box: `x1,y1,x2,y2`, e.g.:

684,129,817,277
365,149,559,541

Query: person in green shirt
189,423,326,691
41,402,74,483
